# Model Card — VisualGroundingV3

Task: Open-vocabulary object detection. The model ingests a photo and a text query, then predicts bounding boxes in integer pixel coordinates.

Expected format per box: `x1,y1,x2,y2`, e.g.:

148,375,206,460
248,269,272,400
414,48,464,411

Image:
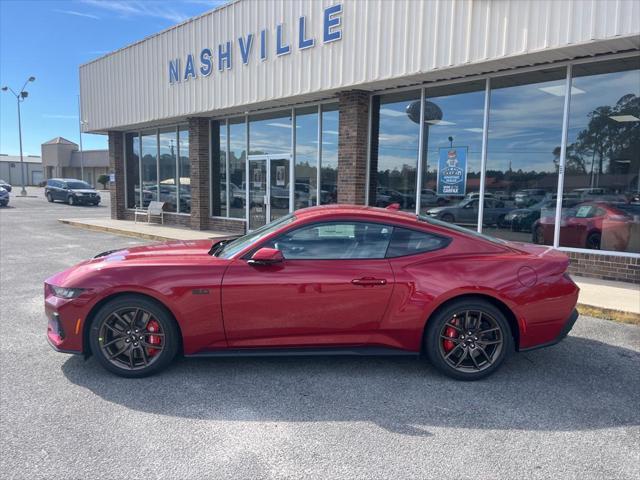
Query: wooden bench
134,201,165,224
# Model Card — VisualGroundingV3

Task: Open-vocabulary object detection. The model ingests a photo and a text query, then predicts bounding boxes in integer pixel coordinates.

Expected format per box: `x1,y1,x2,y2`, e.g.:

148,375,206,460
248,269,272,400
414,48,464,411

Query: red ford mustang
45,205,579,380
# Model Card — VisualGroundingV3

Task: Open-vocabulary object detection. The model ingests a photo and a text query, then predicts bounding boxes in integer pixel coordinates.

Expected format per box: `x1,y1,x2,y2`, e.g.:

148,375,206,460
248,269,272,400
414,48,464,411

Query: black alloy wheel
46,192,54,203
533,226,545,244
68,195,75,206
441,213,455,223
89,295,179,377
425,299,513,380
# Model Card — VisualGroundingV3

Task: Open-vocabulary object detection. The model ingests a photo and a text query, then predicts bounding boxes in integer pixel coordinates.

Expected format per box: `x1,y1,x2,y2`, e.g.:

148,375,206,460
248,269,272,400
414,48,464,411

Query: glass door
248,157,267,231
269,156,291,222
247,154,292,230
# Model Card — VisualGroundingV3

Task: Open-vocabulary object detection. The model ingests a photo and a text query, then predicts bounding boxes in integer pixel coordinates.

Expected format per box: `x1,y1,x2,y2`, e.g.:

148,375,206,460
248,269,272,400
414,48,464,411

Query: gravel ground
1,189,639,480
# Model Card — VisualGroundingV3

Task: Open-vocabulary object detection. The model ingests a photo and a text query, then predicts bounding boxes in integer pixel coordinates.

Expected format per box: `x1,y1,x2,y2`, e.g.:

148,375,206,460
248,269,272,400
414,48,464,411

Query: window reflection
370,91,420,210
421,81,486,226
159,128,177,212
141,132,158,203
556,58,640,253
228,118,246,218
484,68,566,242
321,105,339,204
178,127,190,214
295,106,319,209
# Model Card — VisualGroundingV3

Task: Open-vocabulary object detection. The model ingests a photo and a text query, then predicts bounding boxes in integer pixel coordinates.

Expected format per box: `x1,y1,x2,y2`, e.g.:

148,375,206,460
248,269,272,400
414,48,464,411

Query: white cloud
54,9,100,20
42,114,78,119
80,0,191,23
379,108,406,117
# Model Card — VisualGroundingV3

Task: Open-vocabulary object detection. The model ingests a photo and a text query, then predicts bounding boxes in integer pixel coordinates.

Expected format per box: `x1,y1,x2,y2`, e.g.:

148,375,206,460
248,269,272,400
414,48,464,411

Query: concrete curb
58,219,189,242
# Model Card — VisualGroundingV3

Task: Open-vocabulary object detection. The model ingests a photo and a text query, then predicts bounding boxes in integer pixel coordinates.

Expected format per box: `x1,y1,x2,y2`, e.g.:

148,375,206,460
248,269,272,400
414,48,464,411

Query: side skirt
185,346,420,358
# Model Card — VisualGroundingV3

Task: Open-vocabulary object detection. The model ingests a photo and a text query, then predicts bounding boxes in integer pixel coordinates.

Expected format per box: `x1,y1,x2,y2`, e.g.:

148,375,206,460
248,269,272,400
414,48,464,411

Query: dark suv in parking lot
45,178,101,206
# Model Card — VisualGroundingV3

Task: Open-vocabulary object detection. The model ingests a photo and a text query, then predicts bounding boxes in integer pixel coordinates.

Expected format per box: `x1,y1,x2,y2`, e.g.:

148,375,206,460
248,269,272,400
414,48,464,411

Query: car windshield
215,214,295,259
418,215,508,245
66,181,92,189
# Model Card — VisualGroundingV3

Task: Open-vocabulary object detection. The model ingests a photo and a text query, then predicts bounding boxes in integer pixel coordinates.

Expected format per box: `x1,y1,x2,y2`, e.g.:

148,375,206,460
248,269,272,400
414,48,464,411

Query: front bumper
520,308,579,352
73,195,100,204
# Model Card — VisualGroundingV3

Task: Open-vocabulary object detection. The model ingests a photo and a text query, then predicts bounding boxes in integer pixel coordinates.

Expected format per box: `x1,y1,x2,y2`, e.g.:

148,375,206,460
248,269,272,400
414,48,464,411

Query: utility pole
2,76,36,196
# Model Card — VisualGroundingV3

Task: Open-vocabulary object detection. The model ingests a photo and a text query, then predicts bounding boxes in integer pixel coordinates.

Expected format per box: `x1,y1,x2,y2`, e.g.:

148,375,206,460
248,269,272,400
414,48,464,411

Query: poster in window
252,167,263,188
437,147,467,196
276,165,286,186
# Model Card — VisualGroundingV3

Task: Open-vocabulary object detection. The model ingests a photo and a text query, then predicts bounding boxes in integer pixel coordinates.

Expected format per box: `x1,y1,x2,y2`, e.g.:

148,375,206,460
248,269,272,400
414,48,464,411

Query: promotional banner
437,147,468,196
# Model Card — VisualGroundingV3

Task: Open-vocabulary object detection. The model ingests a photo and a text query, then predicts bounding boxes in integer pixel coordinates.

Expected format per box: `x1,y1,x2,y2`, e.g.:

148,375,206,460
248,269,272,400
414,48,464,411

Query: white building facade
80,0,640,282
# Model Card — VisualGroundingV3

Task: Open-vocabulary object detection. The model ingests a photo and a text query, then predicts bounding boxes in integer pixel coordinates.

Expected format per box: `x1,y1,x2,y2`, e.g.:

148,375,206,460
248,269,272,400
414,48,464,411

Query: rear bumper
520,308,579,352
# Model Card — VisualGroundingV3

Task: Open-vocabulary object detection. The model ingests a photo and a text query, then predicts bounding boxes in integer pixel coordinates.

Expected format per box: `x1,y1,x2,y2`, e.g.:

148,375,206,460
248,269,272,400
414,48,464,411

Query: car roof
293,205,425,225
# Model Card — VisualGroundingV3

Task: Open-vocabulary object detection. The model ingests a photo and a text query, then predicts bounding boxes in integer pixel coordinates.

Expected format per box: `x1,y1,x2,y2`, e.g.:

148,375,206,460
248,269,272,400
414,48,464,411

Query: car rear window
385,228,450,257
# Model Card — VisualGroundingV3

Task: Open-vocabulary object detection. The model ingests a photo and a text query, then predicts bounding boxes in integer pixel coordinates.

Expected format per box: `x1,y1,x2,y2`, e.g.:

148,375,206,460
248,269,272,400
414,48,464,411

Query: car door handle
351,277,387,286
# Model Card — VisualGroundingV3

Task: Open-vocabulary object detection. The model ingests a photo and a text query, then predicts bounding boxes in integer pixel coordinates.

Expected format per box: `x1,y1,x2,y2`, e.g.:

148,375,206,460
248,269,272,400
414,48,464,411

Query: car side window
385,227,450,258
266,222,393,260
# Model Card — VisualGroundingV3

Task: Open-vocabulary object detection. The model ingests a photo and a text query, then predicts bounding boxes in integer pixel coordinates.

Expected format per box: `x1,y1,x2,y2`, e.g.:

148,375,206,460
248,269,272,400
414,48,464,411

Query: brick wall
108,131,125,220
567,251,640,284
188,117,210,230
337,90,369,205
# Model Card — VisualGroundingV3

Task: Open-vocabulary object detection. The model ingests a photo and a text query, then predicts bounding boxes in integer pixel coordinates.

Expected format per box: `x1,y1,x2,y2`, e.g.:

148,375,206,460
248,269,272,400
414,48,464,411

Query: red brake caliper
146,319,162,356
443,317,459,352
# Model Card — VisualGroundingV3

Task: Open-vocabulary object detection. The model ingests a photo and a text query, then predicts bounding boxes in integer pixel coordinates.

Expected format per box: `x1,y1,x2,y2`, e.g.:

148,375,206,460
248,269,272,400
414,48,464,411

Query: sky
0,0,226,156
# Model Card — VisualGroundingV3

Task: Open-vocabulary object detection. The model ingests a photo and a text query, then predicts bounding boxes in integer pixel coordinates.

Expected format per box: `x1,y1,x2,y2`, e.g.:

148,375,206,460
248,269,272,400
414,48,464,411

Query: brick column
108,131,125,220
337,90,370,205
189,117,210,230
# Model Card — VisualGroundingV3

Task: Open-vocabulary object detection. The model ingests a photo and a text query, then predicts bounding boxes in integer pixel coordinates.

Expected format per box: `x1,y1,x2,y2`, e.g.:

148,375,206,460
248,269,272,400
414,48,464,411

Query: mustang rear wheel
89,295,179,378
425,299,513,380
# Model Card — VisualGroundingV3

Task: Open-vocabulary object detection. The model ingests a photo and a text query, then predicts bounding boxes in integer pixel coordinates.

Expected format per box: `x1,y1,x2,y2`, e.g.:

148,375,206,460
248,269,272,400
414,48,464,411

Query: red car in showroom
46,205,578,380
532,201,633,251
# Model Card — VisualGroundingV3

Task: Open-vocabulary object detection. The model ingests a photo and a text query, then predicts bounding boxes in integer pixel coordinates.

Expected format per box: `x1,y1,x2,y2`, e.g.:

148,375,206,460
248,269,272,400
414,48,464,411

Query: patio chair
134,201,165,224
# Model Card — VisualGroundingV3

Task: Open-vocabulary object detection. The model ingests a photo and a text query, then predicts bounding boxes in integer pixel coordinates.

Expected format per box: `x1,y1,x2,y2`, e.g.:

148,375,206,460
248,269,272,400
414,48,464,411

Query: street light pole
2,76,36,196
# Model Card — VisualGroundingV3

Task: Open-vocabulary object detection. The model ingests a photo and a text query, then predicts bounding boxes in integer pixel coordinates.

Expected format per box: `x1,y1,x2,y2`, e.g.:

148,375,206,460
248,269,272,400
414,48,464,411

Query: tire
68,196,75,206
89,295,179,378
424,298,514,381
586,232,601,250
533,226,545,244
46,193,54,203
440,213,455,223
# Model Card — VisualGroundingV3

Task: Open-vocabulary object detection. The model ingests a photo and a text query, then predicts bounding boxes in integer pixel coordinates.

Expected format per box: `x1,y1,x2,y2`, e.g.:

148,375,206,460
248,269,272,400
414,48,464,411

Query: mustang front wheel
425,299,513,380
89,295,179,377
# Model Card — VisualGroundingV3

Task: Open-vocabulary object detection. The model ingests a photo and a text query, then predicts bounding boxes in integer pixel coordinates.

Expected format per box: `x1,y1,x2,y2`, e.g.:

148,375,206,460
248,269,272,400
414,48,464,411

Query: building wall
0,160,44,186
80,0,640,133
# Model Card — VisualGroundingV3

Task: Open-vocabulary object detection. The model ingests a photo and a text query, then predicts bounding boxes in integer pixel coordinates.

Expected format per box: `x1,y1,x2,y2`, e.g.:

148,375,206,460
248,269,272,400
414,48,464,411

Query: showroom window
485,67,566,242
367,55,638,257
370,90,420,211
228,118,246,219
124,125,189,212
320,104,339,205
295,106,319,210
421,81,486,225
210,103,339,223
559,58,639,253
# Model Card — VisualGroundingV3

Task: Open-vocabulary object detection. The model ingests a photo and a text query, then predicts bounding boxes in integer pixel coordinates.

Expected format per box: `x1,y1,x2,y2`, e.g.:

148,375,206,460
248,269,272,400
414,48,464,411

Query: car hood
426,206,450,214
45,239,234,288
70,189,99,194
94,239,219,260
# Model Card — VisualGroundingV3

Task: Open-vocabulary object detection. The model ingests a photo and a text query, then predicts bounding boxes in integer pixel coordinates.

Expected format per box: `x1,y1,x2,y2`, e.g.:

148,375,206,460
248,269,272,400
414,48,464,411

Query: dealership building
80,0,639,282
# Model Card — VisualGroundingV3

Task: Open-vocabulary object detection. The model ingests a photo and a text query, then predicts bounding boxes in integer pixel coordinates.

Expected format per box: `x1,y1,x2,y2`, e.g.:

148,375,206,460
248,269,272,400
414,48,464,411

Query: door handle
351,277,387,286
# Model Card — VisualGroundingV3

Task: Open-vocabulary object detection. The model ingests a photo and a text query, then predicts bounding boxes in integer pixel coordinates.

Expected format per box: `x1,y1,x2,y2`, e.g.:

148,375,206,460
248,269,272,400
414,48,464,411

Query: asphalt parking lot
1,189,639,480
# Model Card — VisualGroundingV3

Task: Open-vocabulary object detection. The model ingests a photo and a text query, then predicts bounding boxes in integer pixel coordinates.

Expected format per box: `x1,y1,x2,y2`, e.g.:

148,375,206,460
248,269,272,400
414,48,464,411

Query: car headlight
48,285,85,299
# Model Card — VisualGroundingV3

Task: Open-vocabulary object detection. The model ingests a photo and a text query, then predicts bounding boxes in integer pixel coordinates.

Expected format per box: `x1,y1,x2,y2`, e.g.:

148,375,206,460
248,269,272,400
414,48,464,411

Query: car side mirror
247,247,284,266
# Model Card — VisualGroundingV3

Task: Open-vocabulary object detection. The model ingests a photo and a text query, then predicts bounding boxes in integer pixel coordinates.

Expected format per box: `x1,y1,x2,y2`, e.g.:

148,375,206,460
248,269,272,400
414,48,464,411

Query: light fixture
425,119,455,126
538,85,585,97
609,115,639,122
